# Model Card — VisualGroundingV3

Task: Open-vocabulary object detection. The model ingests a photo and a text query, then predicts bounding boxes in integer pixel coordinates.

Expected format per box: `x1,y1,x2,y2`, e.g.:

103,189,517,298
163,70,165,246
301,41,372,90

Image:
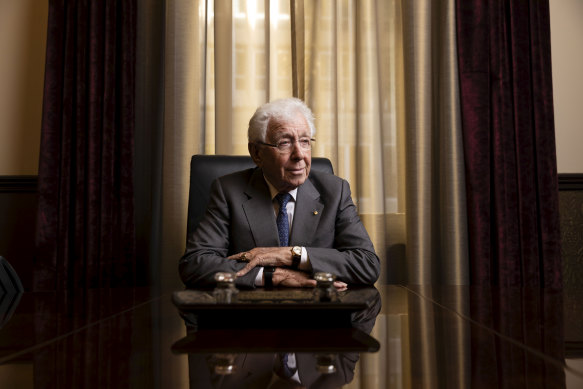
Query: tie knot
276,192,292,208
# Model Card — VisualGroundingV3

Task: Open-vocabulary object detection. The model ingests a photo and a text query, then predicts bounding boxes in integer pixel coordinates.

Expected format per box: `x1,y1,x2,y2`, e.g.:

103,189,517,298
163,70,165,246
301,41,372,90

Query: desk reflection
397,285,567,388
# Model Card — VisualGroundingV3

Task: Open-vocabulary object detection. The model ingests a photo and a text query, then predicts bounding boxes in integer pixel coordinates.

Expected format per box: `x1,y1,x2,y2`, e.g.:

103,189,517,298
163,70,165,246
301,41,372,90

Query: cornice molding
0,176,38,193
558,173,583,191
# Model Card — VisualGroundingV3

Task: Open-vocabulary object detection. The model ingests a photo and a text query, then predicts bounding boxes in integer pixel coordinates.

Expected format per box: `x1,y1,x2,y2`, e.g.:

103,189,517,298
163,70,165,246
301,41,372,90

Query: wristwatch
264,266,275,289
291,246,302,269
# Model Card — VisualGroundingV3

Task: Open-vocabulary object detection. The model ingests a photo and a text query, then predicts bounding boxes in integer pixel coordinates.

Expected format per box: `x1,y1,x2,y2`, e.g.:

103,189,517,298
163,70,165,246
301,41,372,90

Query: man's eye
278,140,292,147
299,139,310,146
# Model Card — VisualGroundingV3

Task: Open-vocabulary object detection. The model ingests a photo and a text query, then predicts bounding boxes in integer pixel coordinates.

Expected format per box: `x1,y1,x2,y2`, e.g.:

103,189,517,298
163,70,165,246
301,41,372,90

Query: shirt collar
264,175,298,201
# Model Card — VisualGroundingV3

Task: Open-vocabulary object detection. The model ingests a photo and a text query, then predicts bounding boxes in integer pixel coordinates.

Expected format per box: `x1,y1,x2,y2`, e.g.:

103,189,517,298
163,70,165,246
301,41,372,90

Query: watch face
293,246,302,256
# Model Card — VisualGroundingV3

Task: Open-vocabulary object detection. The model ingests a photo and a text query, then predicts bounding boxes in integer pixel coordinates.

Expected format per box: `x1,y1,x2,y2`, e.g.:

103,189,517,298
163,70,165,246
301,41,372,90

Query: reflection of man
180,98,380,289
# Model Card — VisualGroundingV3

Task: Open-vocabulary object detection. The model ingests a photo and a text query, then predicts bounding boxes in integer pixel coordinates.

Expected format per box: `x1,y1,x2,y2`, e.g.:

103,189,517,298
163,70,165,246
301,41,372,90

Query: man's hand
272,267,316,287
271,268,347,290
228,247,348,290
228,247,292,276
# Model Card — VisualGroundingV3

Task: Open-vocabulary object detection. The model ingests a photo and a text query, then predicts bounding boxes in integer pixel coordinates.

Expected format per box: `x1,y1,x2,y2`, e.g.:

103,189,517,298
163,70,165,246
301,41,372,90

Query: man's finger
305,279,317,287
333,281,348,291
236,262,256,277
227,252,251,262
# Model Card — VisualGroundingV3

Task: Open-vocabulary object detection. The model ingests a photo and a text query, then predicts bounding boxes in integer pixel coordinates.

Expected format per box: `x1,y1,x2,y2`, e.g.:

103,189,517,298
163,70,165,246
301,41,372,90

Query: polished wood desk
0,285,581,388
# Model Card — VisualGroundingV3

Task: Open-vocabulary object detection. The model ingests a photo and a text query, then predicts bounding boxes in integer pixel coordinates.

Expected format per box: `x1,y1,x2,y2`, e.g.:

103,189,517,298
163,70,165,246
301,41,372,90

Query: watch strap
264,266,275,289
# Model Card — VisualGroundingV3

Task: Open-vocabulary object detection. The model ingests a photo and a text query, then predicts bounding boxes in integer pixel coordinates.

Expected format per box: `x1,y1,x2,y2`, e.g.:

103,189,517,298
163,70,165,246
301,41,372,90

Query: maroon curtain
35,0,137,290
456,0,561,287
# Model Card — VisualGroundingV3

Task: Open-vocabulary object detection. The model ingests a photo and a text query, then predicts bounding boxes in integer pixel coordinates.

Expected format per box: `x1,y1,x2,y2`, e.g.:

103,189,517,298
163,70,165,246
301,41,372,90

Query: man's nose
290,140,305,158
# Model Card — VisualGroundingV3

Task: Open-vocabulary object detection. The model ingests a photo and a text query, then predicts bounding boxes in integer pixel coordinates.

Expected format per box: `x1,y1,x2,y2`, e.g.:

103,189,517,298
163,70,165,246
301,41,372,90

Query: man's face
249,113,312,193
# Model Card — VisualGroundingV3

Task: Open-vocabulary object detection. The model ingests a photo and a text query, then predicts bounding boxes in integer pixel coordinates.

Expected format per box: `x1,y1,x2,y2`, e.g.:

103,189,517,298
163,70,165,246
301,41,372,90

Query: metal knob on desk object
313,272,338,302
211,353,237,375
213,272,239,303
315,353,337,374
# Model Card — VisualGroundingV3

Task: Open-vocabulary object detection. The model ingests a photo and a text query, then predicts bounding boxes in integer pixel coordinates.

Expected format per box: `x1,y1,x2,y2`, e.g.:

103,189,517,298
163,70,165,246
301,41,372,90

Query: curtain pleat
214,0,234,154
162,0,207,291
135,0,166,290
402,0,469,285
290,0,305,99
408,287,439,388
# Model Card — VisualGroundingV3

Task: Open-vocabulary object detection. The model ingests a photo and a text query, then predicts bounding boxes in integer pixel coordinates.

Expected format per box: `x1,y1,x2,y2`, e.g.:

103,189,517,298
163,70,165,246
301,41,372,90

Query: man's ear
248,143,262,166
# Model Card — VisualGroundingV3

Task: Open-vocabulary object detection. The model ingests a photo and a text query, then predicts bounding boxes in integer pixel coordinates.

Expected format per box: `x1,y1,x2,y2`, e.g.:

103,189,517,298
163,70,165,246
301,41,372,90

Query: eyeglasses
257,138,316,153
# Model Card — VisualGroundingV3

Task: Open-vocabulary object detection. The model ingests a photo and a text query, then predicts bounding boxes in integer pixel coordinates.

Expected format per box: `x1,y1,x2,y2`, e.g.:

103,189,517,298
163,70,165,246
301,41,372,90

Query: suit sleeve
306,179,380,285
179,178,259,289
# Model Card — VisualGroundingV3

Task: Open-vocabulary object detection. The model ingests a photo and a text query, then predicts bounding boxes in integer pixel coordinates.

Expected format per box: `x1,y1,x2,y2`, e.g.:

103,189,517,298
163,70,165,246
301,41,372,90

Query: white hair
247,98,316,143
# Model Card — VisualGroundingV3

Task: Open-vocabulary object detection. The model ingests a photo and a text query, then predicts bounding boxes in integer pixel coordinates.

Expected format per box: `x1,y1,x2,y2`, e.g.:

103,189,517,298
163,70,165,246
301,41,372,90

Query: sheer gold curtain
162,0,468,287
302,0,406,287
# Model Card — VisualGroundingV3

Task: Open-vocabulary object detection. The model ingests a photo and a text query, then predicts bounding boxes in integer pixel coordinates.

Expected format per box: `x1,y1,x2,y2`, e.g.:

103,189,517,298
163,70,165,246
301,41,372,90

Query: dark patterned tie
276,193,292,247
275,353,296,379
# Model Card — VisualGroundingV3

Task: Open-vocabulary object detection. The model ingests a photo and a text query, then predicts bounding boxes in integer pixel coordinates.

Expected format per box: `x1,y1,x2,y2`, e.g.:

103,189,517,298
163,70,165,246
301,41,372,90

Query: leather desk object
171,287,382,354
172,287,378,329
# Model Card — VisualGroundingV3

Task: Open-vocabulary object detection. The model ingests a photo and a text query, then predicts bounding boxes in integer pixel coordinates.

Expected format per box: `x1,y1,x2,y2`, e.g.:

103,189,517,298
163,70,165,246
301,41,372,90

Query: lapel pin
313,210,319,215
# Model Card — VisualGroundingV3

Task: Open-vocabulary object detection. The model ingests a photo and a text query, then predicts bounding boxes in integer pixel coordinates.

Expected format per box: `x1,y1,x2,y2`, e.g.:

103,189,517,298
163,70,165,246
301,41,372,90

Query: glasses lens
276,140,292,152
299,139,311,149
275,139,313,152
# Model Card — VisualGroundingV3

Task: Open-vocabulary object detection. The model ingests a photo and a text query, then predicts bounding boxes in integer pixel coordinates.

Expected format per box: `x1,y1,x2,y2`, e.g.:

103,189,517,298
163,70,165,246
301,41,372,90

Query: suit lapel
242,169,280,247
290,178,324,246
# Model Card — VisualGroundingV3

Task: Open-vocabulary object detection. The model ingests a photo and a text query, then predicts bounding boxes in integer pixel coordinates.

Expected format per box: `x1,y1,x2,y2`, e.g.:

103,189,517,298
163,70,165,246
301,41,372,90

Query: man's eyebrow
273,133,293,140
272,130,310,140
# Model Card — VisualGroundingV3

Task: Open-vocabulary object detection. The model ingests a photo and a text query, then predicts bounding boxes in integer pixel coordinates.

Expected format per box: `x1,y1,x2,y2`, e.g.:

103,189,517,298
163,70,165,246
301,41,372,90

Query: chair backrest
0,256,23,329
0,256,24,294
186,155,334,238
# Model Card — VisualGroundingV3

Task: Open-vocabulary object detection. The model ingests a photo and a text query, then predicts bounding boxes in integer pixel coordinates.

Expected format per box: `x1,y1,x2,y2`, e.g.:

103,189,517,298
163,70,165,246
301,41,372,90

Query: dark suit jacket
180,167,380,288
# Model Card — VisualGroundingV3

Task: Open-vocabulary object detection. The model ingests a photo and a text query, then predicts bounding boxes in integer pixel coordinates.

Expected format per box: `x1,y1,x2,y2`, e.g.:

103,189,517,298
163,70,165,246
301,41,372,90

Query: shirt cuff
254,267,264,286
299,247,311,270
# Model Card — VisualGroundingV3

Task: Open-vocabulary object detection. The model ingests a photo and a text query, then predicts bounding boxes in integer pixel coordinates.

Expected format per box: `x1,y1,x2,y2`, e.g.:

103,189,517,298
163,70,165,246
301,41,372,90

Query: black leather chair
186,155,334,238
0,256,23,294
0,256,23,329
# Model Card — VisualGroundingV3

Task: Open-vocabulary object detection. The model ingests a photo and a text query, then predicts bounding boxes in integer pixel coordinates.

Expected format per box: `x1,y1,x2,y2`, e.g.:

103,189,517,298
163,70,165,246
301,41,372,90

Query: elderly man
180,98,380,289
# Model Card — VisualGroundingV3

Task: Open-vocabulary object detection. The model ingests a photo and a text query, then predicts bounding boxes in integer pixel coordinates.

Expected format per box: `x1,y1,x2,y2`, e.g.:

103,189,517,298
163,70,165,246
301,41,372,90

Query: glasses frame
256,138,316,153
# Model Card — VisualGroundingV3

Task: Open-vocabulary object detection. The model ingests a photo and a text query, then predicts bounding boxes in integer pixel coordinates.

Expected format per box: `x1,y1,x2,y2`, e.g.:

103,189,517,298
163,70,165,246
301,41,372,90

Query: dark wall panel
558,173,583,357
